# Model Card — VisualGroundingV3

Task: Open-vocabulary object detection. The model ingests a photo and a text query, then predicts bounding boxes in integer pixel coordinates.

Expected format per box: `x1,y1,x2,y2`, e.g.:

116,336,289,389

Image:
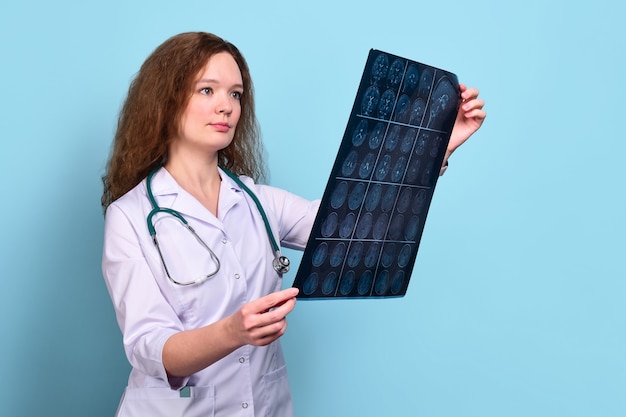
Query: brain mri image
368,122,386,150
402,64,419,95
371,54,389,84
341,150,358,177
302,273,319,295
321,212,339,237
330,181,349,209
375,154,392,181
390,271,406,294
359,153,376,179
418,67,434,98
390,156,408,182
312,242,329,267
409,98,426,125
347,242,364,268
393,94,412,123
348,182,366,210
405,158,421,183
412,189,428,214
339,213,357,239
378,89,397,120
293,49,460,298
357,270,374,295
322,272,339,295
404,215,421,241
361,86,380,116
330,242,347,267
364,242,381,268
388,58,405,88
396,187,412,213
374,270,390,295
351,119,369,147
427,76,458,130
372,212,390,240
356,212,373,239
400,128,416,154
381,185,398,212
385,125,401,152
397,244,413,268
339,271,356,295
364,183,382,211
381,243,397,268
415,132,428,155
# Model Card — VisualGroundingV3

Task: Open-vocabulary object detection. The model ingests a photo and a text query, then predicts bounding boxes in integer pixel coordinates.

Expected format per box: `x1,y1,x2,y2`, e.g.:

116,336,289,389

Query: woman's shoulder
105,178,148,217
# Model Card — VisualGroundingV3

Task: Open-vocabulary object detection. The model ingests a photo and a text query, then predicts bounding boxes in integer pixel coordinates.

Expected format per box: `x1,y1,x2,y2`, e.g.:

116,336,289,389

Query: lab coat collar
146,166,245,225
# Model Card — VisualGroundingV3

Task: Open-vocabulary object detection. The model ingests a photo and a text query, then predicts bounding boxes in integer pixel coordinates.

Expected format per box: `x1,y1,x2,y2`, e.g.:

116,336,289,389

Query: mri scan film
293,50,460,299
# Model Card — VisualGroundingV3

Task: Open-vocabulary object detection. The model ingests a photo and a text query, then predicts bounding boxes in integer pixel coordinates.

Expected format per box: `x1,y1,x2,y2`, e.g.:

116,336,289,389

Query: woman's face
174,52,243,158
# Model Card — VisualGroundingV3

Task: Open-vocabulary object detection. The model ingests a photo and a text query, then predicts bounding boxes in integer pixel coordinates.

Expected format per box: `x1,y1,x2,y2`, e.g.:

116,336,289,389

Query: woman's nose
217,93,233,114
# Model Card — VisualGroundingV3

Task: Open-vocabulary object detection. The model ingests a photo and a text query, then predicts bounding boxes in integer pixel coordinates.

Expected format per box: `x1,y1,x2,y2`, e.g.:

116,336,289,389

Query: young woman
101,32,486,417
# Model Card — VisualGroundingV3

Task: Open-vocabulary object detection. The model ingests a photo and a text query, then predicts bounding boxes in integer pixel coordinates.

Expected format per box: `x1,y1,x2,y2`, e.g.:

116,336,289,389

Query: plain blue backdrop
1,1,624,416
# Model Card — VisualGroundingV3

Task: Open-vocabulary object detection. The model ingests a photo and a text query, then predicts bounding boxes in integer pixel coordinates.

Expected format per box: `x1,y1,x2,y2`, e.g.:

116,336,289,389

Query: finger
461,87,480,102
241,294,297,334
275,296,297,314
252,319,290,346
260,297,297,325
462,108,487,122
235,298,294,346
461,98,485,112
250,288,299,314
247,307,293,343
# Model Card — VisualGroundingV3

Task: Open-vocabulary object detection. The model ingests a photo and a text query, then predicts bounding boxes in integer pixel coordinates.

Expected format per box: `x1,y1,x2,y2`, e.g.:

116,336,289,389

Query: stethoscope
146,166,290,286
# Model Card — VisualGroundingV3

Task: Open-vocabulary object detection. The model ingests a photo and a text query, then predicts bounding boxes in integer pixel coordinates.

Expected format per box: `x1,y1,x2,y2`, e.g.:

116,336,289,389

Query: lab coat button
242,402,249,409
239,357,245,363
221,238,228,244
234,273,240,279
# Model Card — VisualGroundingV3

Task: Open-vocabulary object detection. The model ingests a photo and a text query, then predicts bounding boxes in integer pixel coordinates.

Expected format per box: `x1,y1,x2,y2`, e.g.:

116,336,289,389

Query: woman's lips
210,122,230,132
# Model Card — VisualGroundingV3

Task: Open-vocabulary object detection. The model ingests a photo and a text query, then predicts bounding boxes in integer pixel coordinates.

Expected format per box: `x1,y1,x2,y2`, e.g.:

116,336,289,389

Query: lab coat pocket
115,386,215,417
260,364,293,417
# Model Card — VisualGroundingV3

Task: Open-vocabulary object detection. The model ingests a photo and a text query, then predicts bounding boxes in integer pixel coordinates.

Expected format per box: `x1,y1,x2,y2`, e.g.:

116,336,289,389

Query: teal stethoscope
146,166,290,286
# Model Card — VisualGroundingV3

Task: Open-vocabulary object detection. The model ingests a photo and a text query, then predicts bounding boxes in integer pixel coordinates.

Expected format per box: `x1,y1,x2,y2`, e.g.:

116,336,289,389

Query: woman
101,32,486,417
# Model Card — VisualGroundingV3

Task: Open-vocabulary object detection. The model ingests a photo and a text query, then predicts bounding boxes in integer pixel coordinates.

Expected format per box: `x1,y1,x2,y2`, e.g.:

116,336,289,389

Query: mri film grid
293,50,460,299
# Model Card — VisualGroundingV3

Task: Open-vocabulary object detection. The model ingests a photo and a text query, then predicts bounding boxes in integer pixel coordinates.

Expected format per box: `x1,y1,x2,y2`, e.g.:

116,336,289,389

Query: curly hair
101,32,265,210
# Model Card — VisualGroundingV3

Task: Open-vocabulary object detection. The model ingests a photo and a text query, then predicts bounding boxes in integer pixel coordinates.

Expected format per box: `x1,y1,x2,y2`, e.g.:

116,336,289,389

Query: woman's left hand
446,84,487,159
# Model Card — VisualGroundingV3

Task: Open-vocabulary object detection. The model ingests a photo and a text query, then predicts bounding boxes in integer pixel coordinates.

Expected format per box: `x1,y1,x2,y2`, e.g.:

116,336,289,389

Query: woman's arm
162,287,299,377
104,201,300,383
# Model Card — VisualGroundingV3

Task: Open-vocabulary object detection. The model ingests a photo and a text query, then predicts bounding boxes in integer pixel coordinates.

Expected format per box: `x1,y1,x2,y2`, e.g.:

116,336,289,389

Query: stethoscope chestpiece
273,255,290,274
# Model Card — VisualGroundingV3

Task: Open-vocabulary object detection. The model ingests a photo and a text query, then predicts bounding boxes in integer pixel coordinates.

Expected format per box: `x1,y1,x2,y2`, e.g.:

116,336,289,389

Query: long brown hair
101,32,265,210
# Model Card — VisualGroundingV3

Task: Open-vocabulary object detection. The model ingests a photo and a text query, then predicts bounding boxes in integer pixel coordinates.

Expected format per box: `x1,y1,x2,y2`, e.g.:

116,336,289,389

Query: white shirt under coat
102,167,319,417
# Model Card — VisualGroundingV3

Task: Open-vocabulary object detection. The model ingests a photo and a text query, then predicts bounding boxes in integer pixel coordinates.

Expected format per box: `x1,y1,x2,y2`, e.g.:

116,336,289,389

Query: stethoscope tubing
145,165,290,284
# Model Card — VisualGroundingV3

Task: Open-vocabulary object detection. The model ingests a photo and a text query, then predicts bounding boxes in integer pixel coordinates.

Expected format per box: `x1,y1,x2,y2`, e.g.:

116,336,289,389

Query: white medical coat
102,167,319,417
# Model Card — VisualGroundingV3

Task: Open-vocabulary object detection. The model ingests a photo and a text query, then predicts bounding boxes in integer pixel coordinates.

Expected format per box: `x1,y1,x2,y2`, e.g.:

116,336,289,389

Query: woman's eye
232,91,242,100
200,87,212,95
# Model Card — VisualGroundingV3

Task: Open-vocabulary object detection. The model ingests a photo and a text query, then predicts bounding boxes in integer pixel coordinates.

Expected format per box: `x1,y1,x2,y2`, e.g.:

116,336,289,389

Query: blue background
1,1,624,416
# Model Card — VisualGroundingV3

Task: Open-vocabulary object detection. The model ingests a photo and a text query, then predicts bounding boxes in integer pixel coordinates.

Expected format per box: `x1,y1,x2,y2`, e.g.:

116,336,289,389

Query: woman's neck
164,157,222,217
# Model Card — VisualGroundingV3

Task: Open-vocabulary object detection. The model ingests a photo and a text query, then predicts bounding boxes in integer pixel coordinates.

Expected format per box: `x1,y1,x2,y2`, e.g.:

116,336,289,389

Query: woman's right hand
227,287,299,347
163,287,299,377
